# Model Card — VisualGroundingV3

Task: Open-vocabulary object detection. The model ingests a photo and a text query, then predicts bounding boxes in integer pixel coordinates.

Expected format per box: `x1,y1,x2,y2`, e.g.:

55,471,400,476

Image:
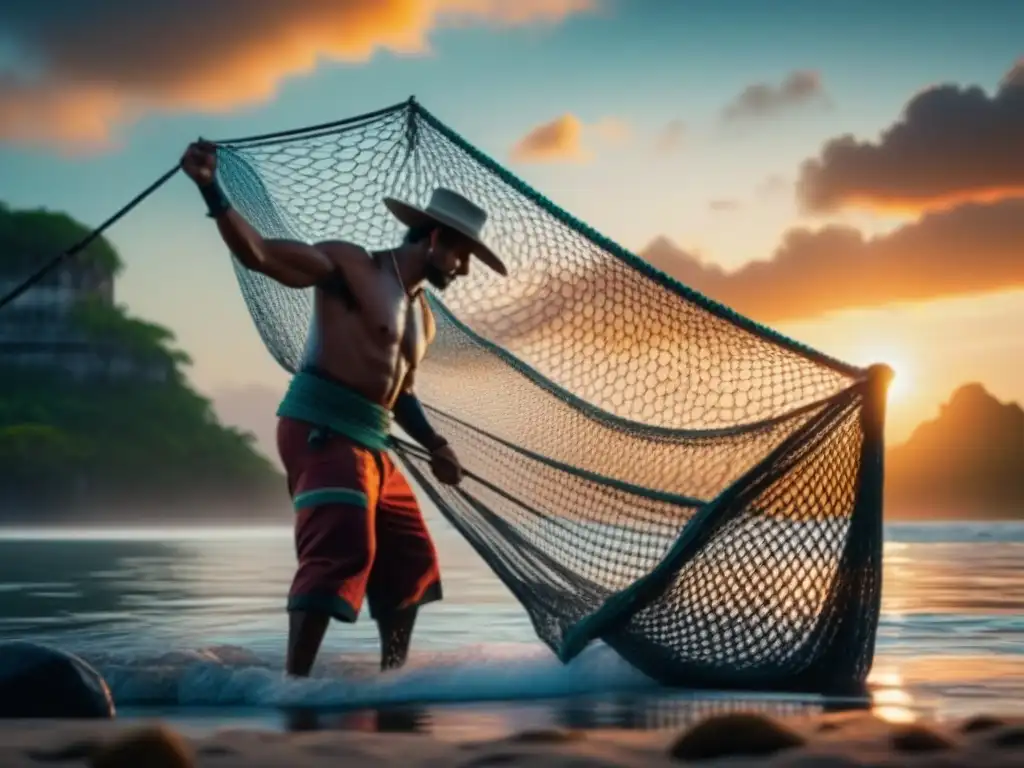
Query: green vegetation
0,202,122,275
0,203,285,519
0,366,284,512
72,298,193,377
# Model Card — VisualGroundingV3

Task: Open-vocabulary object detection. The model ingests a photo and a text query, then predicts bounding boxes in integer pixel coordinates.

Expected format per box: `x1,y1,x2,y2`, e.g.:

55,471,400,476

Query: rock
89,725,194,768
25,738,102,762
505,729,585,744
991,726,1024,748
669,712,805,761
890,723,954,752
961,714,1005,733
0,641,115,719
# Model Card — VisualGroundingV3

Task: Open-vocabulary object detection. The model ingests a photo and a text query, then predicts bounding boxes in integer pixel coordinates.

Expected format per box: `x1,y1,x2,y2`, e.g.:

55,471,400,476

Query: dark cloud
798,59,1024,214
1004,58,1024,88
0,0,593,150
721,70,829,123
637,198,1024,323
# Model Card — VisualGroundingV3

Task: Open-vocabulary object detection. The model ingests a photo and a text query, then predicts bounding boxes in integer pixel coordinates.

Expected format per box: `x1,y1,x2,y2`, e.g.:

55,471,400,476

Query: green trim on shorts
293,487,368,511
287,592,359,623
368,580,444,620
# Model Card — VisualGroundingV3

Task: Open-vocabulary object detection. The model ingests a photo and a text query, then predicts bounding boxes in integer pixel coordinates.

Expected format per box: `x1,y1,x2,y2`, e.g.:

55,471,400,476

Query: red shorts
277,416,442,622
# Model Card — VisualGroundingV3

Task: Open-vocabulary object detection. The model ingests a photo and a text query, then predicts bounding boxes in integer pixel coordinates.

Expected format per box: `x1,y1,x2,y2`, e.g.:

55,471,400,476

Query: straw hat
383,188,507,276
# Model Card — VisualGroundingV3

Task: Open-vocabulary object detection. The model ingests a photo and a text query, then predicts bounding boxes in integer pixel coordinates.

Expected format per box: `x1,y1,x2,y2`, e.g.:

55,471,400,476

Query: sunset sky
1,0,1022,452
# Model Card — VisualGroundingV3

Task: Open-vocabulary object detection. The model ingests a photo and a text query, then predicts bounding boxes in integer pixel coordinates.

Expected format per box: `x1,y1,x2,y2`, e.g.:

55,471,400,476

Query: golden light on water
871,686,918,724
868,668,919,724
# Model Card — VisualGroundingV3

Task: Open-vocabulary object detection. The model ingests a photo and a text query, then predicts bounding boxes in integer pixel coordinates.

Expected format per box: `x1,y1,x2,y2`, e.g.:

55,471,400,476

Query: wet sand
1,710,1021,766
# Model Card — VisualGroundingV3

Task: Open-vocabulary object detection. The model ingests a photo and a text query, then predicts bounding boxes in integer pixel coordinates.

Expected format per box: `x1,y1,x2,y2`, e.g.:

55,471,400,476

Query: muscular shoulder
314,240,374,275
312,240,378,296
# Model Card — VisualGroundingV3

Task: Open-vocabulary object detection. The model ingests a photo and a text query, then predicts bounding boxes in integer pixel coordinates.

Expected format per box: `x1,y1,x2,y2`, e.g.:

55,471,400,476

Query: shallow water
0,514,1021,735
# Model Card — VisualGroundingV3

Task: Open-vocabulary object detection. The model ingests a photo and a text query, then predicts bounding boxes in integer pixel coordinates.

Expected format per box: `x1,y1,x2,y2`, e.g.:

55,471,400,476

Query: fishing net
212,99,891,693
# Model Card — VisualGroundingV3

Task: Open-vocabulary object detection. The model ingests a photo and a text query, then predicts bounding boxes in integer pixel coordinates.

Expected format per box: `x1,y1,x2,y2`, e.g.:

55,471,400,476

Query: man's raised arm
180,140,334,289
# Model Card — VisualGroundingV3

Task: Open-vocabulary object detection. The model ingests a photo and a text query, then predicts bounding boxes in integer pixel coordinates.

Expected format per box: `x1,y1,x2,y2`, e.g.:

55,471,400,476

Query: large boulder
0,641,115,718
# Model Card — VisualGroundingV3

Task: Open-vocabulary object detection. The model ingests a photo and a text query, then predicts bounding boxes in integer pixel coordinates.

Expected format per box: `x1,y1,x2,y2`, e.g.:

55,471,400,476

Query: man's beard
425,262,455,290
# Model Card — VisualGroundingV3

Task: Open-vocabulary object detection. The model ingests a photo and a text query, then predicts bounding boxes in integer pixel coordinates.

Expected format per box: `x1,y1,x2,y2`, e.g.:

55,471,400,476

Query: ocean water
0,512,1021,737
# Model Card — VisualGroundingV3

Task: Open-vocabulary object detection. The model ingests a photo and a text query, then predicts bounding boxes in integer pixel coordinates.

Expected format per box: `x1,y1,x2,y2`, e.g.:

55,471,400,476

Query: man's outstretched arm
180,140,334,289
210,207,334,289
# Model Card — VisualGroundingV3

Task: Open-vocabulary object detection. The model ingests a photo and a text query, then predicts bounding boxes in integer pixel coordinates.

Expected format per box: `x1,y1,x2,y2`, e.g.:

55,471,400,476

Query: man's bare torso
304,242,435,408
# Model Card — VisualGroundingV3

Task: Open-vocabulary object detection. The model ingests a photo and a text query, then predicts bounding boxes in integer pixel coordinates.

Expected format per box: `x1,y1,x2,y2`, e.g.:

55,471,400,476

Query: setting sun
850,345,914,403
885,360,912,402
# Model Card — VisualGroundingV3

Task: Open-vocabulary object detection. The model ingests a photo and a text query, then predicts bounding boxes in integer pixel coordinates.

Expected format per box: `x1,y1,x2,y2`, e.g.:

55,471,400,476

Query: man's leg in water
287,610,331,677
367,454,443,671
377,606,419,671
277,417,381,677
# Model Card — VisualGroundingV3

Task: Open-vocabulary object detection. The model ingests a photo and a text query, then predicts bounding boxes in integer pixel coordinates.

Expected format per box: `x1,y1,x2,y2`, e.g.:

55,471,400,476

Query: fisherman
180,140,507,676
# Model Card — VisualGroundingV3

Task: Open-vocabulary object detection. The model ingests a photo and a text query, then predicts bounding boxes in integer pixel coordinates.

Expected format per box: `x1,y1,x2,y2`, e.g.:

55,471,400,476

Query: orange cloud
509,112,630,164
0,0,594,152
798,59,1024,215
441,0,594,25
510,114,589,163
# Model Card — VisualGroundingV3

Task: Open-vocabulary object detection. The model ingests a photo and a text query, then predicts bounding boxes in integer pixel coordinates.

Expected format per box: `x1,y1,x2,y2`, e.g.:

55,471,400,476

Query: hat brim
383,197,508,277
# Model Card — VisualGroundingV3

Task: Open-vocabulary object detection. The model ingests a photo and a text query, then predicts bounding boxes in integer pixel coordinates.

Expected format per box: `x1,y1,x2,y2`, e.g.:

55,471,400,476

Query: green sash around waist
276,370,393,452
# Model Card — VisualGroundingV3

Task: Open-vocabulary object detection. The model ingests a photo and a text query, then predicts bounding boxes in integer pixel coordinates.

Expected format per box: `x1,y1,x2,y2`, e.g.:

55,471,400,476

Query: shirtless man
180,140,507,676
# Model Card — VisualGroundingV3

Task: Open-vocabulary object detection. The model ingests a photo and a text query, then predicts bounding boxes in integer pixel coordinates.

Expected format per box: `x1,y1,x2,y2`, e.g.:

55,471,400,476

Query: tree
0,202,285,521
0,202,122,275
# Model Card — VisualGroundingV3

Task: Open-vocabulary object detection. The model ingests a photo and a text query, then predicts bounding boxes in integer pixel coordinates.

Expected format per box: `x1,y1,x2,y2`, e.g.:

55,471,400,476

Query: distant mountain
885,384,1024,519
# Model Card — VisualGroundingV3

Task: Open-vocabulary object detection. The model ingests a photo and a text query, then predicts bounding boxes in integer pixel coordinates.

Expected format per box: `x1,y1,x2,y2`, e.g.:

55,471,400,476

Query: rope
0,98,417,316
212,97,414,148
0,164,181,313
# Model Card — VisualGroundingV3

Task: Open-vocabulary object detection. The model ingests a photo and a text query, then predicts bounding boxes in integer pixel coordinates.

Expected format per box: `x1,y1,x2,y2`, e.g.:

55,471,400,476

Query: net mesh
215,100,888,693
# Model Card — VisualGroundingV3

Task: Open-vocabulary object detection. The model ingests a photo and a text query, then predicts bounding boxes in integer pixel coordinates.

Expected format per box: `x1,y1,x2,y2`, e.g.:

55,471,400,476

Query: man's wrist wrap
200,180,231,218
393,391,447,452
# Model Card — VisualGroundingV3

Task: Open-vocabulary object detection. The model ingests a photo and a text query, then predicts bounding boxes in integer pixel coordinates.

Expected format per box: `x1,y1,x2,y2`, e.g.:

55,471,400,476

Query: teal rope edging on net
213,97,414,148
